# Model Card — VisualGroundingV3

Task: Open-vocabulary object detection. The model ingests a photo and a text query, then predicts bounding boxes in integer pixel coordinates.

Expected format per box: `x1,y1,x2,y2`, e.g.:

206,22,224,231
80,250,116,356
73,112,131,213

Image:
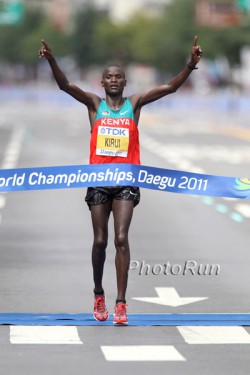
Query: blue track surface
0,313,250,326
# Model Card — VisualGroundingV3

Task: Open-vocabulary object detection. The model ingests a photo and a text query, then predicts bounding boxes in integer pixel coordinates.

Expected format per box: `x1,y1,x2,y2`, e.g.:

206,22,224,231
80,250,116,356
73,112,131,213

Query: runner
39,36,203,324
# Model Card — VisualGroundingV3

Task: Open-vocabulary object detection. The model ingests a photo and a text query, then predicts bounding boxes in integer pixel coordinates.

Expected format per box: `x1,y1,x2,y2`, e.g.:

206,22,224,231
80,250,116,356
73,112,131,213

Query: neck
105,95,125,110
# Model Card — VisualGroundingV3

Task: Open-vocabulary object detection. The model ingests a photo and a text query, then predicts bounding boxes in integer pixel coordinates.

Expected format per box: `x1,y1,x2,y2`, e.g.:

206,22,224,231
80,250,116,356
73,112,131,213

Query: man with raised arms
39,36,203,324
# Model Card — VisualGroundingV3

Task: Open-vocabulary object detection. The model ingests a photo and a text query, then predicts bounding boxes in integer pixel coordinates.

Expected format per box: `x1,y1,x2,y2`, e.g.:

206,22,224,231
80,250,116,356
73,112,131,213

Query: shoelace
96,297,106,313
115,303,127,316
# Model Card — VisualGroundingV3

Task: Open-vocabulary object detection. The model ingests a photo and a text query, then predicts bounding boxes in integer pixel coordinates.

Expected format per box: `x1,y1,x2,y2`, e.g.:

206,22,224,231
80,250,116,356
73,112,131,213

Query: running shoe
113,302,128,325
93,294,109,322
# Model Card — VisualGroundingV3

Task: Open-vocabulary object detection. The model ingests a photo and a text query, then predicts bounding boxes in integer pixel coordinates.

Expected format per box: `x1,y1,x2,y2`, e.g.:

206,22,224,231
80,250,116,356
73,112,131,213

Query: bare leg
90,200,112,294
112,199,134,302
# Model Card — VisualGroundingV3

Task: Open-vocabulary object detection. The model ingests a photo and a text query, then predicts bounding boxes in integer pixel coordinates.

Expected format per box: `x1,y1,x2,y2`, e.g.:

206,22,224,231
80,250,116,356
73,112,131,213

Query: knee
93,236,108,252
114,233,129,253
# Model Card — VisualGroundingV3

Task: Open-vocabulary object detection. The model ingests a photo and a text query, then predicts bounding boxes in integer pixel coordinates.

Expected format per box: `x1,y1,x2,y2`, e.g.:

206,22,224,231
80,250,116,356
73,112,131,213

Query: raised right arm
39,39,100,112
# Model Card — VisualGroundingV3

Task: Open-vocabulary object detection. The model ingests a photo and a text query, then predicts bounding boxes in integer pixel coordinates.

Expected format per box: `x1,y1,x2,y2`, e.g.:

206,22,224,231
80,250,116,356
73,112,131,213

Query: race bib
96,126,129,157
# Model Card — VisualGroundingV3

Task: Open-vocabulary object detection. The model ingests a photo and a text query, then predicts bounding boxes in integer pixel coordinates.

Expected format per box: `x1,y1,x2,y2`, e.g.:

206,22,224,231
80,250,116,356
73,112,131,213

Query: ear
124,79,127,86
101,80,104,87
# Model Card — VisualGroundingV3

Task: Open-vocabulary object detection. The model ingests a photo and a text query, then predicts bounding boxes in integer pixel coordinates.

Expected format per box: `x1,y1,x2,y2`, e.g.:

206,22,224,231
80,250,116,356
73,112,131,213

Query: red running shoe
93,294,109,322
113,302,128,325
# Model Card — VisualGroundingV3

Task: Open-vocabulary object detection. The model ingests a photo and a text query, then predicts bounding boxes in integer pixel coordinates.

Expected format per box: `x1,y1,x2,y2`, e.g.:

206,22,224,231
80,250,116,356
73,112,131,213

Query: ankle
116,299,126,304
94,288,104,296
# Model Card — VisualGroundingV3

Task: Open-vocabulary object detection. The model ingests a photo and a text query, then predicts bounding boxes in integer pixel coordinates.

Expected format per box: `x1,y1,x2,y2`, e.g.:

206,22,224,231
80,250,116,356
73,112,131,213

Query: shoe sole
93,313,109,322
113,319,128,325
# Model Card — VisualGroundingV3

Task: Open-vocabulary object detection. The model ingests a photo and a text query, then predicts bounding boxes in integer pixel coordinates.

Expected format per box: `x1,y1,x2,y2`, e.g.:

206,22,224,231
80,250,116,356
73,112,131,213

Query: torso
89,98,141,165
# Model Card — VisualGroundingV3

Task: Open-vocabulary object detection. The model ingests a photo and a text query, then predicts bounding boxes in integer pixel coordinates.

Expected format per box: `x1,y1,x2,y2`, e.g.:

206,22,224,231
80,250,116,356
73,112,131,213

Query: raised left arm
131,36,203,110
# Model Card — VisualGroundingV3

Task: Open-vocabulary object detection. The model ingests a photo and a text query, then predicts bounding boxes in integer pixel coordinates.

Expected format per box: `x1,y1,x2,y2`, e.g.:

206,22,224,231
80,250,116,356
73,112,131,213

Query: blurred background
0,0,250,99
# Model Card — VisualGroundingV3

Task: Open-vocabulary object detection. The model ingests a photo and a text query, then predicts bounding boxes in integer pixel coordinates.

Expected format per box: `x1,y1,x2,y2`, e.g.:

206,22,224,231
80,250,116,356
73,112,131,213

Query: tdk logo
104,128,127,136
98,126,128,137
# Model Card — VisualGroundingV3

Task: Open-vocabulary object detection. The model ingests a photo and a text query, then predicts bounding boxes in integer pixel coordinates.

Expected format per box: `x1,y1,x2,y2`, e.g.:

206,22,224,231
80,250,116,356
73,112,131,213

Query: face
101,66,126,96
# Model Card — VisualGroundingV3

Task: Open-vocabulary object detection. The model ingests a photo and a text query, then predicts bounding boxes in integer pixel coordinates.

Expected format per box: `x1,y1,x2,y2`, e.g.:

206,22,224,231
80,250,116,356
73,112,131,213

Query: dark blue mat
0,313,250,326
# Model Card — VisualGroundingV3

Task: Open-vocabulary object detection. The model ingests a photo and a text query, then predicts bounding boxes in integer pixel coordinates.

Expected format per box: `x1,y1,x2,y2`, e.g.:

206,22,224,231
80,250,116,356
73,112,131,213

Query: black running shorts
85,186,140,210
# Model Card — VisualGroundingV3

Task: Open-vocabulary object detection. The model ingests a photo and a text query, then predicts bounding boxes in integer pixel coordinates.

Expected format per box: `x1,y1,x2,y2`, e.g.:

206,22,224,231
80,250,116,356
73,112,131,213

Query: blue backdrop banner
0,163,249,198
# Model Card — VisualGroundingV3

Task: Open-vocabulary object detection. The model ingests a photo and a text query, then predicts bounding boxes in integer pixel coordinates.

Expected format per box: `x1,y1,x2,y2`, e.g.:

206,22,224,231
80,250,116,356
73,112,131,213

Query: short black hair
102,64,126,79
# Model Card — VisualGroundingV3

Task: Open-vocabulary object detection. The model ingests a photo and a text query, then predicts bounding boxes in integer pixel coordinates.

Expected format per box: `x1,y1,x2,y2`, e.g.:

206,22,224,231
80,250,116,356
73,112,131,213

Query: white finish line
177,326,250,344
101,345,186,362
10,326,83,345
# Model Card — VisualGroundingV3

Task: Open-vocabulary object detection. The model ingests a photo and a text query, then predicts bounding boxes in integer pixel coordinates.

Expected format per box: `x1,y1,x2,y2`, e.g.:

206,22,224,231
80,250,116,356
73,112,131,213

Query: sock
116,299,126,304
94,289,104,296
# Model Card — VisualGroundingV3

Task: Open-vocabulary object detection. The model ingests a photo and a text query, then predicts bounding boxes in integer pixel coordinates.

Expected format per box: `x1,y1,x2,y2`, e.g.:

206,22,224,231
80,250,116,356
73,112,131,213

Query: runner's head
101,64,126,96
102,64,126,79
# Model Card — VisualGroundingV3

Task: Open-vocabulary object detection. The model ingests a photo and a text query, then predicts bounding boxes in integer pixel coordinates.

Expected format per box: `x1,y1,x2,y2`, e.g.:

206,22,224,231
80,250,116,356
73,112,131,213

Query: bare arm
131,36,203,112
38,39,100,111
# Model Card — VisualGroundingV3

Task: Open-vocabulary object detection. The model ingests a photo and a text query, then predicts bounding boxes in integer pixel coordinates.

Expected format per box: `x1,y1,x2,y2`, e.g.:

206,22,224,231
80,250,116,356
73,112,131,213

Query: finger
196,46,202,56
38,47,45,58
193,35,198,47
41,39,49,49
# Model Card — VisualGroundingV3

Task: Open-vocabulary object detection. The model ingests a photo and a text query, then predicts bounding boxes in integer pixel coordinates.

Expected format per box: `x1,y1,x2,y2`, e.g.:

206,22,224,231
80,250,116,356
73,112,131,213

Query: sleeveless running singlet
89,98,140,165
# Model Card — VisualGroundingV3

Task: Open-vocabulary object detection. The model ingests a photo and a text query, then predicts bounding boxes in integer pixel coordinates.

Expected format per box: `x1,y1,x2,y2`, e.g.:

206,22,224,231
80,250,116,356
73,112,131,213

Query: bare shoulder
63,83,101,110
129,93,144,110
128,94,145,125
86,91,101,110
